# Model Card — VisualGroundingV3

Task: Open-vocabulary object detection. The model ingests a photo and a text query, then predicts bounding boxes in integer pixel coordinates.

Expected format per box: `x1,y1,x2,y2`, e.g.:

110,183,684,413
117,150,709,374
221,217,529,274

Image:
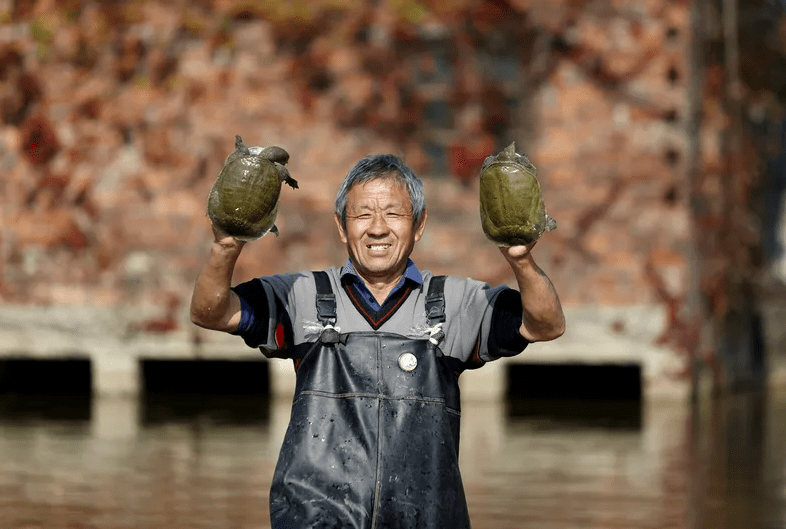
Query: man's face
335,178,427,283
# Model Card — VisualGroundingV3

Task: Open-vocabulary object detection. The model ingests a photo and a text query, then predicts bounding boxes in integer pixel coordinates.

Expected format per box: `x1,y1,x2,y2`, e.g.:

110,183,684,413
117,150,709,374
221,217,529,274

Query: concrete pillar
459,401,505,480
92,352,140,396
269,358,297,397
270,395,294,449
268,360,296,454
91,395,139,439
459,358,506,402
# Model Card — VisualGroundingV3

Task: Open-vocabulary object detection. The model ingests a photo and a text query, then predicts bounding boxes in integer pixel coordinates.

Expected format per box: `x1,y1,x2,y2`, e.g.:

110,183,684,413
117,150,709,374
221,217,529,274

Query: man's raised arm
499,243,565,343
190,228,246,333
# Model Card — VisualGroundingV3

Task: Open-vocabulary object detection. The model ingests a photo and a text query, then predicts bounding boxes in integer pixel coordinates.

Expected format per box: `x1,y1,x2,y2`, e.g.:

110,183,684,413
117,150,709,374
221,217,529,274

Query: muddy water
0,390,783,529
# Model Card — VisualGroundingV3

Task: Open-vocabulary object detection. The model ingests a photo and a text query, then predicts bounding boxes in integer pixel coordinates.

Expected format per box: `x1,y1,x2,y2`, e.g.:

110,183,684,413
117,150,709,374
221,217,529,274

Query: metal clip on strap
320,323,340,344
316,294,337,323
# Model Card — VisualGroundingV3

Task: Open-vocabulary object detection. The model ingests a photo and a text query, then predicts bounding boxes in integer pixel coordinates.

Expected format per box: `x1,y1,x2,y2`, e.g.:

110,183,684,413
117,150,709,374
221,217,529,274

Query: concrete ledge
515,305,690,401
0,304,690,400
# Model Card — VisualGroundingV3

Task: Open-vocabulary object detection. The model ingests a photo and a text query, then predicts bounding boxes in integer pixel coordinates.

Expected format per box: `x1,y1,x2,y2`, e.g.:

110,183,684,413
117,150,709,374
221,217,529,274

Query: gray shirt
232,266,528,366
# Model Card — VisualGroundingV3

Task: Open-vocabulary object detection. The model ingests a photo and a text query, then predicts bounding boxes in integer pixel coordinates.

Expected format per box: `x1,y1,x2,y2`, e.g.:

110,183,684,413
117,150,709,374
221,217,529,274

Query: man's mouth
367,244,391,251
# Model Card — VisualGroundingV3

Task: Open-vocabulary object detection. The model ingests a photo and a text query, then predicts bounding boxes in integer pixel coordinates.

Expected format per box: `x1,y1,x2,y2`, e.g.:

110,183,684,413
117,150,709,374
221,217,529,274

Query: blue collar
340,258,422,311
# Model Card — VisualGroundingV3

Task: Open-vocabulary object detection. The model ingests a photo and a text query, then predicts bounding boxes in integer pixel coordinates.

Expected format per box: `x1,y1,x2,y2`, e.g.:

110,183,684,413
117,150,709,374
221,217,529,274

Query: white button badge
398,352,418,372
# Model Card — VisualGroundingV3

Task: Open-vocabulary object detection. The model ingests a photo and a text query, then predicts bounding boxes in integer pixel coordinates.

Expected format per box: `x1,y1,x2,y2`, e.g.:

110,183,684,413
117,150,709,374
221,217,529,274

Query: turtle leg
234,135,250,155
276,164,299,189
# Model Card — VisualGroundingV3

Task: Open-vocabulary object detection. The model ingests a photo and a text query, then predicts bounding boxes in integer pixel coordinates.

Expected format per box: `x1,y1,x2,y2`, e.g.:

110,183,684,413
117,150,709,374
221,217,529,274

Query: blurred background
0,0,785,527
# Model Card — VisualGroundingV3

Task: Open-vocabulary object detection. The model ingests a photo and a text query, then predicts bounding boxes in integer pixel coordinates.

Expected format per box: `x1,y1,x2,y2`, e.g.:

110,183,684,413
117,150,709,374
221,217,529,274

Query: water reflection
506,397,642,430
0,394,91,422
141,394,270,426
0,389,783,529
689,390,784,529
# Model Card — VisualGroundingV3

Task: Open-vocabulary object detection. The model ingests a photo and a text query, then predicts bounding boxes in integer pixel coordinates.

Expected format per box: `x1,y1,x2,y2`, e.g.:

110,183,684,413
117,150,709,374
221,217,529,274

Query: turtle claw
284,175,298,189
277,165,298,189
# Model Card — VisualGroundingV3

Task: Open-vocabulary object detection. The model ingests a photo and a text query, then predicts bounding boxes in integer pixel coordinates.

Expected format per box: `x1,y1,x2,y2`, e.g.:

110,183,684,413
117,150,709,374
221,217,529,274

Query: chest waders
269,273,471,529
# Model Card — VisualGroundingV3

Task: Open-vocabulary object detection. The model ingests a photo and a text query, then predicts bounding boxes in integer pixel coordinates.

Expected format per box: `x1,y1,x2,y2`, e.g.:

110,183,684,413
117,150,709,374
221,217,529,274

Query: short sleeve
440,276,528,366
231,272,306,357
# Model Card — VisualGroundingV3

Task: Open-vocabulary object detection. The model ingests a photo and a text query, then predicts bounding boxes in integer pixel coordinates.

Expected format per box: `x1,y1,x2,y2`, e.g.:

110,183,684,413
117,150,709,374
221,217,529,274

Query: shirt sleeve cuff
232,294,253,336
488,288,530,358
230,280,270,349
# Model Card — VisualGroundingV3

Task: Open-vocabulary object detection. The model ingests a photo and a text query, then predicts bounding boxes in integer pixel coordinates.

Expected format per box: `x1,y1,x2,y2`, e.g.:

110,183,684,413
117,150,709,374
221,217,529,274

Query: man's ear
334,213,347,244
414,209,428,242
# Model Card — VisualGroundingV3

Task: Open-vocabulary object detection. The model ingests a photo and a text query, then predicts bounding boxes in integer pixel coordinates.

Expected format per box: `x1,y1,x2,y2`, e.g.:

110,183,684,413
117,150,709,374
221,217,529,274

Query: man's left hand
499,242,537,264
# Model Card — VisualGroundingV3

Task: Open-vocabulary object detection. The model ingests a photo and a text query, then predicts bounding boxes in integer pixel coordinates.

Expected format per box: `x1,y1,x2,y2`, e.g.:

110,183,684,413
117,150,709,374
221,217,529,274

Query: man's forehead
348,175,405,192
348,198,412,212
347,179,411,210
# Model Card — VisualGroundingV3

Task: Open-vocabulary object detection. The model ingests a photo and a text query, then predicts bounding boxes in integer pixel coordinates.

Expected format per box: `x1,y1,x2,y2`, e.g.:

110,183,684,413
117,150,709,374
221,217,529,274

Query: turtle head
480,142,536,176
499,142,517,161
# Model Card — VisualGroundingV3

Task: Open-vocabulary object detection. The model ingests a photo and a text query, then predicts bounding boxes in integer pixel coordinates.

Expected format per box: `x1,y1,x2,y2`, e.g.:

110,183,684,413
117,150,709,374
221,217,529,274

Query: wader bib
269,273,471,529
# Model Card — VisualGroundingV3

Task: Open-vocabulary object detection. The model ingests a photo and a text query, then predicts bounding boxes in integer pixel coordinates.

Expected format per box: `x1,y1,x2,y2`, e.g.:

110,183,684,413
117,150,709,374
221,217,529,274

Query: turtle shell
479,142,556,246
207,135,297,241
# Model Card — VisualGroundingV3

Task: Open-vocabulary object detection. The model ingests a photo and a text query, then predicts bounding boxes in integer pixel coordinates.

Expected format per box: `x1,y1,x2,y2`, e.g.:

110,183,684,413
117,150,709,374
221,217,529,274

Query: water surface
0,389,783,529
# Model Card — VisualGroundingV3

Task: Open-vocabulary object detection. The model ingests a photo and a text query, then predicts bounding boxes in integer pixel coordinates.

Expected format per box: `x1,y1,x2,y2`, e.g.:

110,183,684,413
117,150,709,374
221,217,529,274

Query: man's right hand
212,226,246,253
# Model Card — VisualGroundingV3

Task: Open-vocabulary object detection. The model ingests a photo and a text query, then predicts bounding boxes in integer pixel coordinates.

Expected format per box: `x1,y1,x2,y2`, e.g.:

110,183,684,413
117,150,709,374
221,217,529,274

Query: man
191,153,565,528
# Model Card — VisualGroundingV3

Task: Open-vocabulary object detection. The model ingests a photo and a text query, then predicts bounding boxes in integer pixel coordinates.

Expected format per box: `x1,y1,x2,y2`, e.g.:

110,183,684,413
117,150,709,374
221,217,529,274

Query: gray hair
335,154,426,227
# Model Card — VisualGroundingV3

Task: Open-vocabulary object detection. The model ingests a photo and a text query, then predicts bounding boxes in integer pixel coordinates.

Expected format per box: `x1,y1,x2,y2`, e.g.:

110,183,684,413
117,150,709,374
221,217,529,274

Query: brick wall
0,0,701,384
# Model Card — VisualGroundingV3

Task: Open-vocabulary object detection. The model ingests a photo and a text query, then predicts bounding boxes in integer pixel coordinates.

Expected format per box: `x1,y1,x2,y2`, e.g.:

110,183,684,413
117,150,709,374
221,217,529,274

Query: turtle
478,142,556,246
207,135,298,241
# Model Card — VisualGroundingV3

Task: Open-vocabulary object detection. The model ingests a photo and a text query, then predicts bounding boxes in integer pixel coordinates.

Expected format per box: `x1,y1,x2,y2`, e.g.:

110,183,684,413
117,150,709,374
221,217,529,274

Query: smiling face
335,176,427,286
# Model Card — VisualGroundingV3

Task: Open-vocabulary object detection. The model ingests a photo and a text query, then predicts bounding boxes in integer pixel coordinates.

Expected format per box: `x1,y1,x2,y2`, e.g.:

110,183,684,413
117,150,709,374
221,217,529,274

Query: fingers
499,241,537,259
211,225,245,249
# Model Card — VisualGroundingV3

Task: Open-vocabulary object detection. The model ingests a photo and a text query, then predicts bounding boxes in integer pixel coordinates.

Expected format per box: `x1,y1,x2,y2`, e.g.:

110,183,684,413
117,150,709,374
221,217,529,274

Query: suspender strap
425,275,447,326
313,271,337,325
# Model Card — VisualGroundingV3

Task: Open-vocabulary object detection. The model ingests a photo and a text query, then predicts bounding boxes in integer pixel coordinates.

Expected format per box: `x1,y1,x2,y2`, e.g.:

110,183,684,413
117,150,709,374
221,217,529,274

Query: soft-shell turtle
479,142,556,246
207,135,298,241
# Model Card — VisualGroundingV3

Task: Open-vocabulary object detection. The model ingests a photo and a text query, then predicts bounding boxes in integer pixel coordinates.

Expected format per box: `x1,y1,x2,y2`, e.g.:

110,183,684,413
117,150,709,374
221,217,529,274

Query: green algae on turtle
207,135,298,241
479,142,556,246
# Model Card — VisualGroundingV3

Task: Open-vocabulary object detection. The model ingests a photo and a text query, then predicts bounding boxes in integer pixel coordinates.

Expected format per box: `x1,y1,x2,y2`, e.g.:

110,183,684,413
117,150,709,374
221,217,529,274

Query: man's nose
367,212,389,234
